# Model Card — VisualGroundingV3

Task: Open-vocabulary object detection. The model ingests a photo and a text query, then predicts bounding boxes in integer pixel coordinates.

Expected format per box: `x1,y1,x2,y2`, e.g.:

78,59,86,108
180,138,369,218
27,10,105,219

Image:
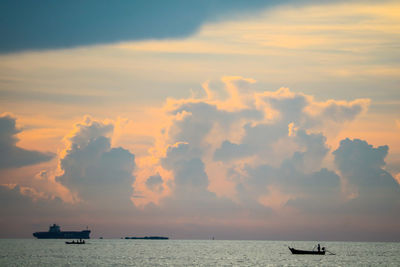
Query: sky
0,0,399,241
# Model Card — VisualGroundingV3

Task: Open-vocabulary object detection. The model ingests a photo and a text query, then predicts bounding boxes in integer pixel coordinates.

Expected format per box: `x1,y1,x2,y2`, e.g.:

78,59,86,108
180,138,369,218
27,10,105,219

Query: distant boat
125,236,169,240
65,240,85,245
288,247,325,255
33,224,91,239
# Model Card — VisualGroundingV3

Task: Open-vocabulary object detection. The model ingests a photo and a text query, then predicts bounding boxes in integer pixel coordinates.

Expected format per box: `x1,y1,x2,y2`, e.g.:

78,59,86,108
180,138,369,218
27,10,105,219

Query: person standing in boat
317,244,321,252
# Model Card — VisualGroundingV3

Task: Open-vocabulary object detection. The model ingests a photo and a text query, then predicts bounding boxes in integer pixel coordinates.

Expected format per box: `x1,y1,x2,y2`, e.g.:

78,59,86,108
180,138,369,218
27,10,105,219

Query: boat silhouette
288,246,325,255
33,224,90,239
65,239,85,245
125,236,169,240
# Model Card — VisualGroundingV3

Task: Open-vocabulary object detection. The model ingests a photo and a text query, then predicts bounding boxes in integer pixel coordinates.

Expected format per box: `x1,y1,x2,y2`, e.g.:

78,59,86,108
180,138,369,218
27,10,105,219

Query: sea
0,239,399,266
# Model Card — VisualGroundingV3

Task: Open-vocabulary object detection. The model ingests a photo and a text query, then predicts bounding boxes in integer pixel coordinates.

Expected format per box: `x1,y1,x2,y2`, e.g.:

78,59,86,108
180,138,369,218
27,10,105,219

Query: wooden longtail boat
288,247,325,255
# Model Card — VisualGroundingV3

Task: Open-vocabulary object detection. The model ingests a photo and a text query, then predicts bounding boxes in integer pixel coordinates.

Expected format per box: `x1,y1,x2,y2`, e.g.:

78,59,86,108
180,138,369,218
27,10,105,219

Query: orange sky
0,0,399,240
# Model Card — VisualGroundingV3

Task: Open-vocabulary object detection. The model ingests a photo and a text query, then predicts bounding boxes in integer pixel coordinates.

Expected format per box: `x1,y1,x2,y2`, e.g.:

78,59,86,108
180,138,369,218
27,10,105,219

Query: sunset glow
0,0,399,241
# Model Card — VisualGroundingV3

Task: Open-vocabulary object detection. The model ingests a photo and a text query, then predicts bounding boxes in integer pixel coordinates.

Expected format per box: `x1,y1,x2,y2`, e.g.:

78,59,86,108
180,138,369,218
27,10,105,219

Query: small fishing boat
65,240,85,244
288,247,325,255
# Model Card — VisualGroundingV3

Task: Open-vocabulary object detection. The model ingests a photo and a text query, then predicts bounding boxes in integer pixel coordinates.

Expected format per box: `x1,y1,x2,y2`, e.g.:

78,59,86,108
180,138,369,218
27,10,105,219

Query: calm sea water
0,239,399,266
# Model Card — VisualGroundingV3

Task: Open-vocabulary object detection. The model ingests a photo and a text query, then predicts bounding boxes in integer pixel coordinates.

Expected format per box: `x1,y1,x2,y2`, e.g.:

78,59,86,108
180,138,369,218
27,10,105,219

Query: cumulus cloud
133,76,399,240
333,138,400,214
1,77,398,240
289,129,330,173
167,101,262,148
316,99,370,123
136,77,373,220
237,128,339,213
0,115,141,237
0,114,54,170
213,87,369,164
0,114,140,230
56,117,136,208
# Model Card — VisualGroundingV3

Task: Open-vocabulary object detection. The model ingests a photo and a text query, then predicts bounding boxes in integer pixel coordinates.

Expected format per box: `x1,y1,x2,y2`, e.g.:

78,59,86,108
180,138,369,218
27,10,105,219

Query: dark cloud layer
0,0,291,53
0,115,53,169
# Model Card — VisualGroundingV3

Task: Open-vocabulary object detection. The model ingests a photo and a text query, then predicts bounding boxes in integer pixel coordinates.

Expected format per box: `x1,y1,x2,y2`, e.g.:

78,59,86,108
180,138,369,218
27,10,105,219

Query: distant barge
33,224,91,239
125,236,169,240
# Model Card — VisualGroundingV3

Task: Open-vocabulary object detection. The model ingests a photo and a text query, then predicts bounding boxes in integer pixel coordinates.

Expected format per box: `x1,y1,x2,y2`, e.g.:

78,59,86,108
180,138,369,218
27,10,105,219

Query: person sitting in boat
322,246,325,252
317,244,321,252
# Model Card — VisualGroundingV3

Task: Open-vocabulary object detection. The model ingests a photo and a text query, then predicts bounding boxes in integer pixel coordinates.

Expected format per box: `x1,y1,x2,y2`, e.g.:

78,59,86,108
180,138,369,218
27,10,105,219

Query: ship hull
288,247,325,255
33,230,90,239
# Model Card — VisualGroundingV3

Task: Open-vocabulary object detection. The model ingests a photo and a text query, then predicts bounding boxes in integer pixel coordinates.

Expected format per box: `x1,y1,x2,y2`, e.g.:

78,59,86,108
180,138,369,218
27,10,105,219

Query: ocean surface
1,239,399,266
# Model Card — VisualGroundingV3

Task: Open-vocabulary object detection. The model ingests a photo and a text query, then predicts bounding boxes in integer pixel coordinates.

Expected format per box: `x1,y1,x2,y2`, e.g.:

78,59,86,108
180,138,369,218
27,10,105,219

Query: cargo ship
33,224,91,239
